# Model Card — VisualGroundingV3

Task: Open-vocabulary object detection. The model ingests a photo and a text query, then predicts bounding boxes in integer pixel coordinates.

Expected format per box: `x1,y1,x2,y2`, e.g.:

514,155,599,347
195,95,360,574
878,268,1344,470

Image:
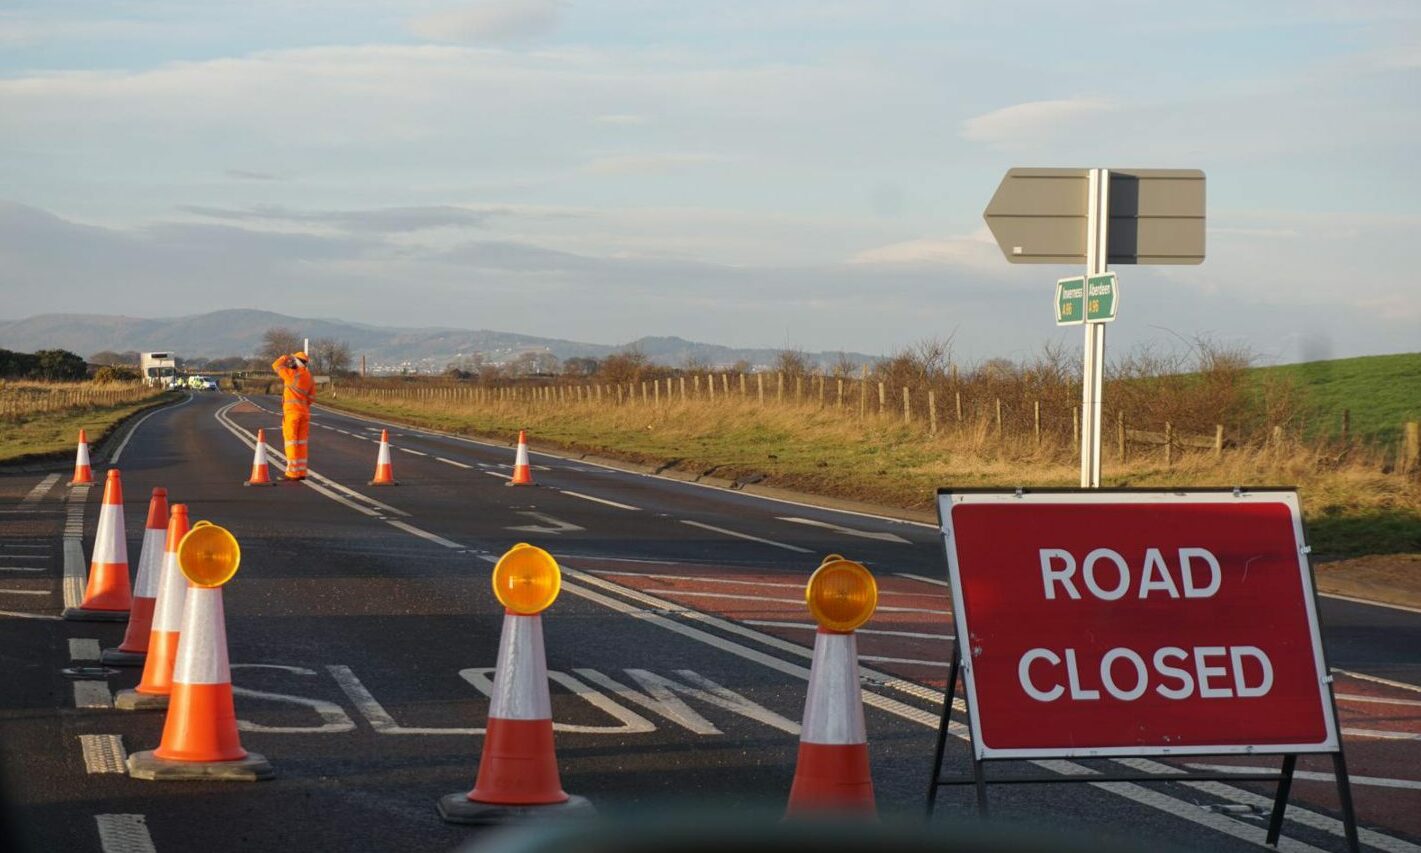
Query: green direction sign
1055,276,1085,326
1086,272,1118,322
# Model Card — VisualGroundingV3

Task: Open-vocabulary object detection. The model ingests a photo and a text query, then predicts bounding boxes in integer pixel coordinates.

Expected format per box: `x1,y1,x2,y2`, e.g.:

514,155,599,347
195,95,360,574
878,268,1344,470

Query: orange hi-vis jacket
272,356,316,479
272,356,316,412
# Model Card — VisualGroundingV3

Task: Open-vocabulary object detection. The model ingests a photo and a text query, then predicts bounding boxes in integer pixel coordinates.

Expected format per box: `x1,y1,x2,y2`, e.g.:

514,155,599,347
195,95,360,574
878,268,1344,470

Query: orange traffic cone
439,544,592,824
103,487,168,665
115,504,189,711
786,558,878,818
64,469,131,621
69,429,94,486
368,429,397,485
506,429,534,486
244,429,277,486
127,522,272,780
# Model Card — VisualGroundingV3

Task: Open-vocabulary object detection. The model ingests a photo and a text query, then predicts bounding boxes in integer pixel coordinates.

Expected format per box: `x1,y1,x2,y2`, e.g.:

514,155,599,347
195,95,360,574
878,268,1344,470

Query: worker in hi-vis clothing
272,352,316,480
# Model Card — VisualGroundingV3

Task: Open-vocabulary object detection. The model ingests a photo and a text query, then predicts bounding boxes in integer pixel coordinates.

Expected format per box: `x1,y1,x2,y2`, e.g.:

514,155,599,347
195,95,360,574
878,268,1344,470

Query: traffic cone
439,544,592,824
128,522,272,781
244,429,277,486
63,469,131,621
368,429,397,485
506,430,534,486
115,504,189,711
103,487,168,665
69,429,94,486
786,558,878,818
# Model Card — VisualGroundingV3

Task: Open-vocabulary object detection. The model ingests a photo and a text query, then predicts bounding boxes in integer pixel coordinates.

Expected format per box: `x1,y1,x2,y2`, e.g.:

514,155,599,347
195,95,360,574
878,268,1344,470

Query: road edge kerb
0,391,189,473
313,399,938,526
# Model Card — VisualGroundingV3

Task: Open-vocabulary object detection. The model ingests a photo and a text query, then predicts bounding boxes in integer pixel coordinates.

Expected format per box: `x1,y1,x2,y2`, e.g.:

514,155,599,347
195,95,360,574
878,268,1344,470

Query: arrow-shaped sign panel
984,168,1205,265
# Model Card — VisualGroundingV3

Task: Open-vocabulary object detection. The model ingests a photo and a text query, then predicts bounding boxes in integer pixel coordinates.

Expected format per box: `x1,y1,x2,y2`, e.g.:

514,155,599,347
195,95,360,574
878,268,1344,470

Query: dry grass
0,381,171,463
325,387,1421,557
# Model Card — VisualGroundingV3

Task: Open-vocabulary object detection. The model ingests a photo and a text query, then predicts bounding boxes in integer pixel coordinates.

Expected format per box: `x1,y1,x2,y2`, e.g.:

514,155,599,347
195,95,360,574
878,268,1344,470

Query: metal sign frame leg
925,648,991,818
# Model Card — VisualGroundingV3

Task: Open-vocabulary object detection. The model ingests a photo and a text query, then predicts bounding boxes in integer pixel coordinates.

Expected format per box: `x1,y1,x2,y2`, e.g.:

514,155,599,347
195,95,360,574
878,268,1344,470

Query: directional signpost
984,168,1205,487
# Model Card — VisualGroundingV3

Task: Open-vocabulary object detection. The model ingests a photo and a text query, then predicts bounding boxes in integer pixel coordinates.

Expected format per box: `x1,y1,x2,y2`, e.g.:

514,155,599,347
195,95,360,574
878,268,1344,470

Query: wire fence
0,381,167,422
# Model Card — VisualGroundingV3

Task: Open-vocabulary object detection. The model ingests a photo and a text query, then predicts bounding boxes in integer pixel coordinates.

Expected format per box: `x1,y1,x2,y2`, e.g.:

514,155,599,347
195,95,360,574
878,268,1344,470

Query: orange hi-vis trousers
283,406,310,479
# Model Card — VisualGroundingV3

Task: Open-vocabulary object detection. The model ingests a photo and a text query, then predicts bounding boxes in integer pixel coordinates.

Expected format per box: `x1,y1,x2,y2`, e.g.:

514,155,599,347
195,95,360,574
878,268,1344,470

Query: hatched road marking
79,734,127,774
74,681,112,709
679,520,812,553
95,814,156,853
1185,763,1421,791
22,474,61,504
436,457,473,469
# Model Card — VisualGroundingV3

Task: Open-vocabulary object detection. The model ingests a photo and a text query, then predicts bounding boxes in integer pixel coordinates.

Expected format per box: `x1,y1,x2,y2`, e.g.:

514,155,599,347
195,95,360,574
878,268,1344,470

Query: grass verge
0,390,179,465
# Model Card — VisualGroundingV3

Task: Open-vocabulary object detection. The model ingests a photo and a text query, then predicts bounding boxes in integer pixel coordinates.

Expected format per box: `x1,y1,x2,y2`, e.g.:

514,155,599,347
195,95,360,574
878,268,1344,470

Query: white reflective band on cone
171,587,231,685
376,442,392,466
253,443,269,465
514,440,530,468
800,631,867,745
92,503,128,565
132,529,166,597
151,551,187,632
488,614,552,720
75,442,90,466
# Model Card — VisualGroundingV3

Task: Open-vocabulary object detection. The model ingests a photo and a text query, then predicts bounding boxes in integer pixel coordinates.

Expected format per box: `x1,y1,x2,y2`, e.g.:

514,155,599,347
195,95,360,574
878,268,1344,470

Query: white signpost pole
1079,168,1109,488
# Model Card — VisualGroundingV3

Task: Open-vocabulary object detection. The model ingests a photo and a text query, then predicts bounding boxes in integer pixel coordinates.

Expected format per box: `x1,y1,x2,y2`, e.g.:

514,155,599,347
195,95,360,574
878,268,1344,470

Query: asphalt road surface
2,392,1417,852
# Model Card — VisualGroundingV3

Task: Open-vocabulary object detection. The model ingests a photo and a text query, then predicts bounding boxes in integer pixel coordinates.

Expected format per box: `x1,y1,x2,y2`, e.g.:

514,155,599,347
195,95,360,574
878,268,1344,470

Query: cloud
409,0,562,43
581,153,730,176
177,204,507,233
847,230,1003,273
960,98,1116,149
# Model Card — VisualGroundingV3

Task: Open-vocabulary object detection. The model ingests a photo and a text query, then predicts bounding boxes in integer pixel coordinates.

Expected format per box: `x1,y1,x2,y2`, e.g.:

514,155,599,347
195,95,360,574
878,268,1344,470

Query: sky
1,0,1418,364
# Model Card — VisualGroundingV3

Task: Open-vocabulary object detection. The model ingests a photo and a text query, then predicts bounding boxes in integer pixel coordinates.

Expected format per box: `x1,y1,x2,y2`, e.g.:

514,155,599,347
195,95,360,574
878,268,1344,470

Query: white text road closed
940,490,1339,759
229,664,799,737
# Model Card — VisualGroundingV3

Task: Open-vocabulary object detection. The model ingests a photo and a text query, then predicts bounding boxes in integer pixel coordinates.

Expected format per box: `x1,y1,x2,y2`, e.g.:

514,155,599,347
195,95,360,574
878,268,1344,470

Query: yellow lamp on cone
492,543,561,615
806,557,877,632
178,523,241,588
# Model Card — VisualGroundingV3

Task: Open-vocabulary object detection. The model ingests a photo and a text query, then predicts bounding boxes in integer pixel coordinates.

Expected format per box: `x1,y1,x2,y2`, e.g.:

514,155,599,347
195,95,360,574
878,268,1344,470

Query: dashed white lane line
95,814,156,853
22,473,62,504
0,555,47,561
558,490,640,511
0,588,50,596
0,566,50,572
1336,693,1421,707
1321,592,1421,615
743,619,953,640
0,609,60,620
896,572,948,587
385,519,464,550
1184,763,1421,792
485,471,512,480
74,680,113,709
79,735,127,774
436,457,473,469
70,638,101,661
398,447,428,456
679,520,812,554
1343,728,1421,741
858,654,948,667
641,587,948,615
1335,668,1421,693
590,569,949,599
776,516,912,544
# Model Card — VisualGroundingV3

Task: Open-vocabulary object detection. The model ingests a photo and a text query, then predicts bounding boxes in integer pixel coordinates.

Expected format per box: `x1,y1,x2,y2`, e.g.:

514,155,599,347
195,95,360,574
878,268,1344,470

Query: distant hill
0,309,876,373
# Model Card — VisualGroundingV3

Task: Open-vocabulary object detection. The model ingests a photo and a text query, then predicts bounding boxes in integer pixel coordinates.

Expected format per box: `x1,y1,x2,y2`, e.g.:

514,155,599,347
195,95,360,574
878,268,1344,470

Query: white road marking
95,814,157,853
70,638,101,661
79,734,127,773
461,667,656,734
507,511,584,535
0,588,50,596
436,457,473,469
485,471,512,480
776,516,912,543
680,520,813,553
1342,728,1421,741
1321,592,1421,615
74,680,112,709
743,619,953,640
22,474,61,504
858,654,948,667
559,490,640,511
385,520,464,549
592,569,949,600
111,392,192,464
398,447,428,456
573,668,799,736
63,488,89,609
328,663,480,735
303,479,381,517
0,609,60,620
1335,668,1421,693
1184,762,1421,791
0,555,47,561
0,567,48,572
231,665,357,733
1336,693,1421,707
896,572,949,587
641,587,947,614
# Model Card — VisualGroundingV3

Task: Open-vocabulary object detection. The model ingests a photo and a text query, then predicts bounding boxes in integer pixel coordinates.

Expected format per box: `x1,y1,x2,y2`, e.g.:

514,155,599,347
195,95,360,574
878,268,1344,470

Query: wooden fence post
1214,424,1224,458
795,375,802,404
1117,411,1125,461
1405,421,1420,476
694,375,701,396
722,373,729,395
955,390,962,422
757,372,764,404
859,367,868,419
616,384,623,405
818,375,825,408
995,398,1003,439
902,387,910,425
1034,400,1041,448
653,381,660,406
777,373,783,403
706,373,713,401
740,373,746,396
1165,422,1173,466
837,378,844,409
878,382,886,413
928,390,937,436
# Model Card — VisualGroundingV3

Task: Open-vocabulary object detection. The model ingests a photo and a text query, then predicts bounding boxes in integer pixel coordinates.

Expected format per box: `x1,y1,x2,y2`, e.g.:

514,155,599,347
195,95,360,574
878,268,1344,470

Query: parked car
187,375,219,391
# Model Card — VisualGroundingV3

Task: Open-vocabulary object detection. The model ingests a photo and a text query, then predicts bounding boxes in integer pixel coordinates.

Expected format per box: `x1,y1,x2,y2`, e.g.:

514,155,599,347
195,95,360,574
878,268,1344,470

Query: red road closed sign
939,489,1339,759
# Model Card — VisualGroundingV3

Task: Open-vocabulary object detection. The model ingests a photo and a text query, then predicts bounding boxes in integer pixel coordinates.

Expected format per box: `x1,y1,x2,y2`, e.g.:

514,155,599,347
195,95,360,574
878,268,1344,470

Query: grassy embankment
0,381,175,465
323,354,1420,560
1248,352,1421,445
